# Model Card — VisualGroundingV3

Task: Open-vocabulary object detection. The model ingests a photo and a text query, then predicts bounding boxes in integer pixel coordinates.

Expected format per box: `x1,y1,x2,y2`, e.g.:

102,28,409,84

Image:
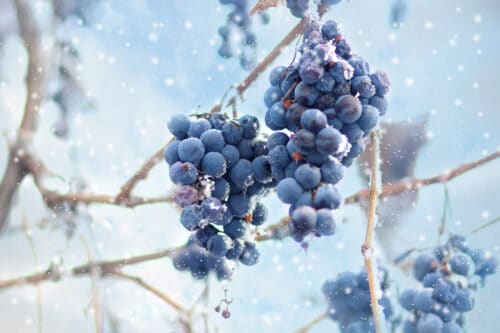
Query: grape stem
362,131,382,333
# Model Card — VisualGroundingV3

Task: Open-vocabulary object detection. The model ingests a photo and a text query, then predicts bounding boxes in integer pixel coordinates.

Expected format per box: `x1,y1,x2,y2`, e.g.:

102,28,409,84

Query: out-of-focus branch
295,312,327,333
0,245,183,291
111,271,188,314
0,0,53,231
362,131,382,333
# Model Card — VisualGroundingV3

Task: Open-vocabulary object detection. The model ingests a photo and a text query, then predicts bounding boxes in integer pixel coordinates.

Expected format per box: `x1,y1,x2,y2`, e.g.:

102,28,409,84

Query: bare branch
0,0,53,230
361,131,382,333
344,150,500,205
114,143,170,204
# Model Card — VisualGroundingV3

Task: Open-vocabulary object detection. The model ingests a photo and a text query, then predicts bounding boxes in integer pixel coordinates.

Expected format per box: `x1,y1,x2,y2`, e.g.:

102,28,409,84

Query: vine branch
362,131,382,333
0,0,53,231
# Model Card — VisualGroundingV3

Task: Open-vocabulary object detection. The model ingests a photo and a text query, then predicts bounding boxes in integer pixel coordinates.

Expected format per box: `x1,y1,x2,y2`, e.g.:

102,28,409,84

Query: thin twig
111,270,188,314
294,312,327,333
82,238,103,333
438,184,451,236
361,131,381,333
114,143,170,203
471,217,500,234
22,216,42,333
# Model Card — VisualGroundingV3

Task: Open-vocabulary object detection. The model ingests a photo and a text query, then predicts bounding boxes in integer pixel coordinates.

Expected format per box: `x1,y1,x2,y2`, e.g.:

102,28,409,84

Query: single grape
315,184,342,209
229,159,255,189
316,209,336,236
180,205,203,231
277,178,304,204
335,95,362,124
320,158,344,184
187,118,212,138
178,137,206,165
300,108,327,133
316,127,346,155
293,129,316,155
201,152,227,178
239,242,259,266
450,254,470,276
357,105,380,135
221,121,243,145
220,144,240,168
223,218,247,239
321,19,340,40
201,197,226,223
263,86,284,108
200,129,225,152
169,161,198,185
370,70,390,96
207,234,232,257
163,140,181,165
238,114,260,139
294,163,321,190
167,113,191,139
174,185,199,207
294,81,320,106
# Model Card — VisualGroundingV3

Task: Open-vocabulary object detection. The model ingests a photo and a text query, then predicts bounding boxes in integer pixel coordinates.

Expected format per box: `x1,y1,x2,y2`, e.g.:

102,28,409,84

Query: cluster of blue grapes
172,238,232,281
263,19,389,242
322,268,394,332
218,0,269,69
286,0,342,18
399,234,498,332
165,112,275,269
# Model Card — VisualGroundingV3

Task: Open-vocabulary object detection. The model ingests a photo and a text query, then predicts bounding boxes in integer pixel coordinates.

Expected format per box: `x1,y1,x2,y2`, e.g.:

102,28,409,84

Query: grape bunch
286,0,342,18
172,238,232,280
165,112,275,267
263,19,389,242
322,268,395,332
399,234,498,332
218,0,269,70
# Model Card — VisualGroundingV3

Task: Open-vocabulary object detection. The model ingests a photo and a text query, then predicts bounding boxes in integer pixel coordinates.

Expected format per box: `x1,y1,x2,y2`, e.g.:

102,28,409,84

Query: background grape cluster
165,112,275,272
322,268,395,333
399,234,497,332
217,0,270,69
262,19,389,242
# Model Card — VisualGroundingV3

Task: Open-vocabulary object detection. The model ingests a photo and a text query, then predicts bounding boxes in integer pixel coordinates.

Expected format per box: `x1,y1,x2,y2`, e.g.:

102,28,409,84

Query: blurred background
0,0,498,332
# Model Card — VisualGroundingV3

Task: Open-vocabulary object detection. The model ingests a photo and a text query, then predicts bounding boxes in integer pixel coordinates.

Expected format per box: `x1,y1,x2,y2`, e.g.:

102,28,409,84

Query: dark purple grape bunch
322,268,395,332
165,112,275,267
217,0,269,70
399,234,498,333
286,0,342,18
262,19,389,242
172,238,232,280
